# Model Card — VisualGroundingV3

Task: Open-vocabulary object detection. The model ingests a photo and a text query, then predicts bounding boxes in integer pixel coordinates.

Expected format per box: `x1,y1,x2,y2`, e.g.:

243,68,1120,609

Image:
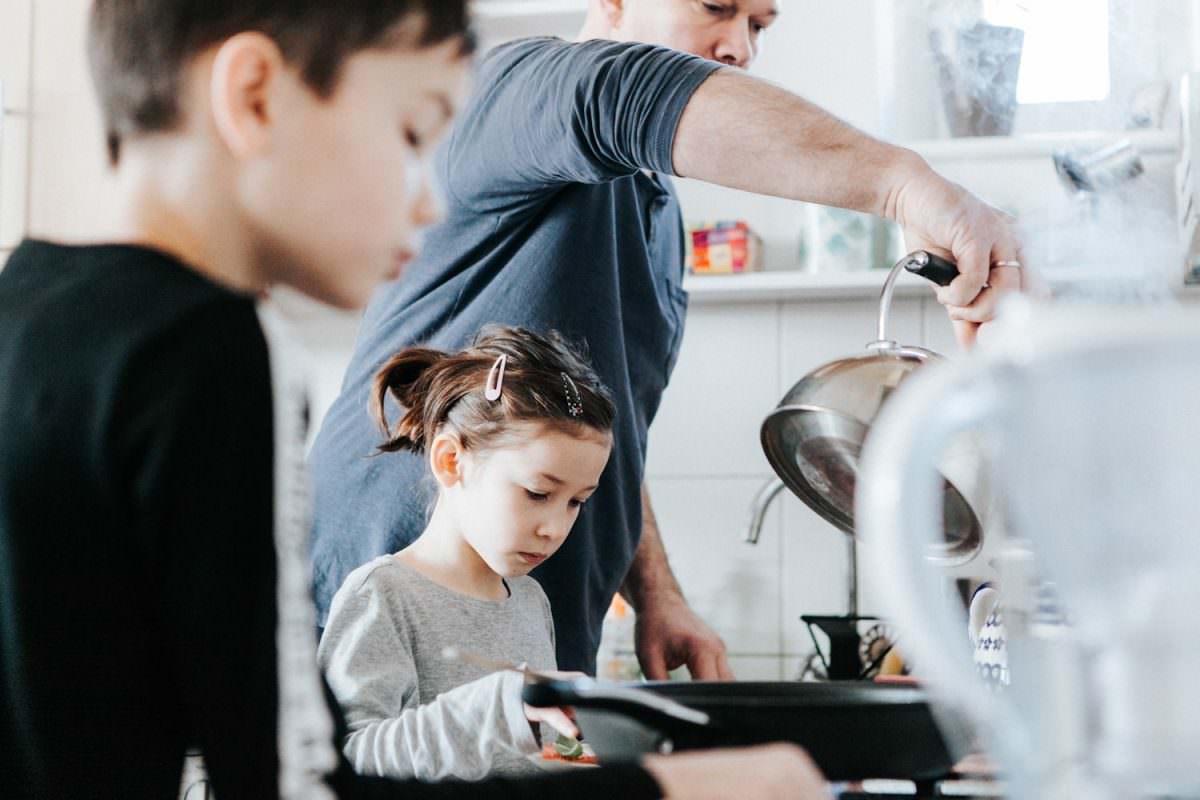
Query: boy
0,1,824,799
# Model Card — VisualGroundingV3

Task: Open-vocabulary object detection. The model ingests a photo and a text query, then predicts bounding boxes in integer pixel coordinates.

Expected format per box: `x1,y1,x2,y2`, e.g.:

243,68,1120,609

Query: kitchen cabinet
0,0,32,252
1,110,30,251
0,0,32,113
26,0,120,241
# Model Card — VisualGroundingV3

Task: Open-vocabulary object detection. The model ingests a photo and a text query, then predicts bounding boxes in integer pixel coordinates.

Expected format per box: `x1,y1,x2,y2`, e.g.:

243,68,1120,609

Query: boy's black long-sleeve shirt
0,240,661,800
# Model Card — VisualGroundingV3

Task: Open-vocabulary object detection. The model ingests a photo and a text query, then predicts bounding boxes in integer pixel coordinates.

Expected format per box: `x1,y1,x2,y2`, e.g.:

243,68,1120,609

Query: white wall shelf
903,129,1178,163
685,265,1200,306
684,269,932,305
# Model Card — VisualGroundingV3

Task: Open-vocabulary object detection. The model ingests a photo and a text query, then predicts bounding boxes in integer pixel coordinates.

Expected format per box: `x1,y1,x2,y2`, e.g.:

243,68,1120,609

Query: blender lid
761,404,982,564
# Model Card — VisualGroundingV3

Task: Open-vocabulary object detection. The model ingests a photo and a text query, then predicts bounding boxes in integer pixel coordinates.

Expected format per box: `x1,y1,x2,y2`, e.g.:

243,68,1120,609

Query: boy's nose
411,165,445,230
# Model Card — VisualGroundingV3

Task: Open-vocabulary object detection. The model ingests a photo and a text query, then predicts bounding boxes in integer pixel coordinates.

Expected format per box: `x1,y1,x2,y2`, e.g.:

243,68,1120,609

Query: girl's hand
524,702,578,739
523,668,585,739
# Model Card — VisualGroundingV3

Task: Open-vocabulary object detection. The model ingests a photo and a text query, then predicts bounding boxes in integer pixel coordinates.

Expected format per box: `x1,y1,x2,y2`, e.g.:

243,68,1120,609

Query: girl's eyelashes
525,488,590,508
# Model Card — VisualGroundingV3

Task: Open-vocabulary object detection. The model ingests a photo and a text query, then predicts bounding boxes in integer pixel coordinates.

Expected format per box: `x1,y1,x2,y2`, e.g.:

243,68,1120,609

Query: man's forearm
672,68,931,222
620,485,684,611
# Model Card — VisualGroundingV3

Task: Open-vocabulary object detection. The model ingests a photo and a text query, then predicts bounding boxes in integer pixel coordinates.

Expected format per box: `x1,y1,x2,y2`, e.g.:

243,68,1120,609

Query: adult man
309,0,1021,676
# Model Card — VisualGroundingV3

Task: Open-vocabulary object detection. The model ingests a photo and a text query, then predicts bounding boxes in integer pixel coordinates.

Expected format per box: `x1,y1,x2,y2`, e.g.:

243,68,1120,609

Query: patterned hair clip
561,373,584,418
484,354,507,402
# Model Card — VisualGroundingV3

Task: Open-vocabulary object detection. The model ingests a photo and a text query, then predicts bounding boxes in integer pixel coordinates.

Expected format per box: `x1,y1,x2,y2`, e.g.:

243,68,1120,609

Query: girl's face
444,424,613,578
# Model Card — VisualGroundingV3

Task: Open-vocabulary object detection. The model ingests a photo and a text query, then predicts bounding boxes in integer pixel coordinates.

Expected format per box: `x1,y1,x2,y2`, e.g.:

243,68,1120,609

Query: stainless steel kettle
760,251,984,565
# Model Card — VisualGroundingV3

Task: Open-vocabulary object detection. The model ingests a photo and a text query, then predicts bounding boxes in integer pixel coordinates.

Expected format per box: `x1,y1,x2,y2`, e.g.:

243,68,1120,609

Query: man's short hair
88,0,474,164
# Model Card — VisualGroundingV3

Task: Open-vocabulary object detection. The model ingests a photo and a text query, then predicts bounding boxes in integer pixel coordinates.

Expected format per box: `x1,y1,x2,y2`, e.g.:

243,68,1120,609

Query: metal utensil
760,251,985,565
446,645,712,731
441,646,558,683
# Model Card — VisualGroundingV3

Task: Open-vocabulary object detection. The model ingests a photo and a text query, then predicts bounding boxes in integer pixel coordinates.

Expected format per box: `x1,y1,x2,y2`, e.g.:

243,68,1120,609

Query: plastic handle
523,679,712,729
855,358,1036,796
903,250,960,287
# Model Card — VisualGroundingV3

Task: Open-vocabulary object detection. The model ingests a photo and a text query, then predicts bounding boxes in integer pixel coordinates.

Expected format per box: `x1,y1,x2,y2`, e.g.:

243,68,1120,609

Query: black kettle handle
902,250,959,287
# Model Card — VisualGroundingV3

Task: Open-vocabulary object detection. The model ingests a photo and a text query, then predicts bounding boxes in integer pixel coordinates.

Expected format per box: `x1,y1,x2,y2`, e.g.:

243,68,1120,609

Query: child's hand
524,702,578,739
524,668,585,739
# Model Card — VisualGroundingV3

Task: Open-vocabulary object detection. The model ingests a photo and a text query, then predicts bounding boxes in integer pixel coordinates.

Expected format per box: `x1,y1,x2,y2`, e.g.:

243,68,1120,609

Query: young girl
318,325,616,781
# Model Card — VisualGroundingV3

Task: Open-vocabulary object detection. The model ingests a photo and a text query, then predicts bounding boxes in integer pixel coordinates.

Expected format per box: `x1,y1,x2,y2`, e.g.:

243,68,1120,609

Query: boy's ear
209,32,284,159
429,433,466,488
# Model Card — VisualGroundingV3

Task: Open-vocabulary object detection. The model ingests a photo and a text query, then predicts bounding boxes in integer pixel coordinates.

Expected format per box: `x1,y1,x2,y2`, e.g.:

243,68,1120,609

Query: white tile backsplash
646,302,780,478
780,296,923,379
921,296,962,357
727,655,784,682
642,294,962,667
647,477,782,655
778,493,857,655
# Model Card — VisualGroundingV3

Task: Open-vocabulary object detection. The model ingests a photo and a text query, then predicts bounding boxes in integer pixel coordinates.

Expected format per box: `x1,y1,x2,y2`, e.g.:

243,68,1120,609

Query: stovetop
834,777,1004,798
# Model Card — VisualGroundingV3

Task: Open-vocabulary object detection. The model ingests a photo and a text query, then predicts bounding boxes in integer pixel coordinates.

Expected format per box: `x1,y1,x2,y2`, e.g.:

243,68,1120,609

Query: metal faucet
1054,139,1145,225
744,477,787,544
1054,139,1144,194
744,476,858,615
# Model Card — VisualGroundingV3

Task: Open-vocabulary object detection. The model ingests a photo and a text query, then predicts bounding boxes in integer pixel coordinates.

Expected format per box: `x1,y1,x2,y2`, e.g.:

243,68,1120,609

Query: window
984,0,1111,105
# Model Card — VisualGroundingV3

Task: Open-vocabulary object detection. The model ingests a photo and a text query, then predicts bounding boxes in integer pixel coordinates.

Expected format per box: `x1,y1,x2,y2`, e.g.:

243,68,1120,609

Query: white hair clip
484,354,507,401
561,373,584,418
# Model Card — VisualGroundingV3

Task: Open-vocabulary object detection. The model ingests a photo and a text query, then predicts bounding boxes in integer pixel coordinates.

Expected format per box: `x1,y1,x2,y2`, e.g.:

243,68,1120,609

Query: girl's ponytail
371,347,445,453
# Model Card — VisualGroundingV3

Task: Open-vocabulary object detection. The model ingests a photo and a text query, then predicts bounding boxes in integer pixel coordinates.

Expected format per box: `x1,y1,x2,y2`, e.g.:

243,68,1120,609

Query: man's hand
634,592,733,681
644,743,829,800
888,155,1025,349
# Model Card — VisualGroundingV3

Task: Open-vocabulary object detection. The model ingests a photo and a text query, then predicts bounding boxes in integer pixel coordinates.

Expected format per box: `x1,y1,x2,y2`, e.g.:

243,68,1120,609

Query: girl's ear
429,432,465,488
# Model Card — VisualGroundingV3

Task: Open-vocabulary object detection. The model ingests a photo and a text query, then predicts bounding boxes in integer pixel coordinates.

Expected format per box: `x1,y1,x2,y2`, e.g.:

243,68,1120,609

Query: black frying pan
524,679,961,781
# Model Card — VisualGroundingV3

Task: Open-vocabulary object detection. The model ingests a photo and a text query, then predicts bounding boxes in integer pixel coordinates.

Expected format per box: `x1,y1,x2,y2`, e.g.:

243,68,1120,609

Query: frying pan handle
523,679,712,731
902,250,960,287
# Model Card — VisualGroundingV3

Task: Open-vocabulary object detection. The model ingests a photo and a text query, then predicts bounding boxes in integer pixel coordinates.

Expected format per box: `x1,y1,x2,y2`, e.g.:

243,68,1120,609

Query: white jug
857,297,1200,799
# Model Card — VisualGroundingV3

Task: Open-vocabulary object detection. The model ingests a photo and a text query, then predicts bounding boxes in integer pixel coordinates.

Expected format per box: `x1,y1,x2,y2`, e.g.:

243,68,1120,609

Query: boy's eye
703,2,730,15
569,498,588,509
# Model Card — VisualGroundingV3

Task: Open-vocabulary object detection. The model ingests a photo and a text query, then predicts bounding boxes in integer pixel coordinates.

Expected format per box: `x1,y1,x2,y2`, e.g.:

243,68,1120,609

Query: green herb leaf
554,733,584,758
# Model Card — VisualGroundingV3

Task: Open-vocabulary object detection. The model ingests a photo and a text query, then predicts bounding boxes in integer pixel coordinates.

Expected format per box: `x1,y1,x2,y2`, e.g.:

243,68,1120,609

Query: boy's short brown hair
88,0,474,165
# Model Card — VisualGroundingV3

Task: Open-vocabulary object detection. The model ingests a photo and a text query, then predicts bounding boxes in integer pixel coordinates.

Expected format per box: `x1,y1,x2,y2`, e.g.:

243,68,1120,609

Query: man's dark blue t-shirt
308,38,720,673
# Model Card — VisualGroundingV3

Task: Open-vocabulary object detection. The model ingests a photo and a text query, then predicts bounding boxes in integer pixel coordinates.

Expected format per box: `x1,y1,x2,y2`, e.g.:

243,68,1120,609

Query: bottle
596,594,640,681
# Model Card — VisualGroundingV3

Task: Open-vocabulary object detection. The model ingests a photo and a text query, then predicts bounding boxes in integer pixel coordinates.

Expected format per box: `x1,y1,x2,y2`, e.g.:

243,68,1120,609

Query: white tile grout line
774,300,785,660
